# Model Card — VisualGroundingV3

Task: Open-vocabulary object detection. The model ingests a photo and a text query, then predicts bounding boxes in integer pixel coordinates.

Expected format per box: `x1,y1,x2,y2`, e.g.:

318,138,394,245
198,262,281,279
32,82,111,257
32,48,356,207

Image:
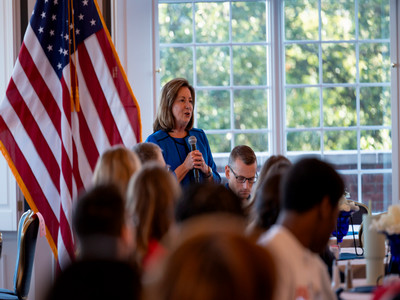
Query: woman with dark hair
146,78,220,186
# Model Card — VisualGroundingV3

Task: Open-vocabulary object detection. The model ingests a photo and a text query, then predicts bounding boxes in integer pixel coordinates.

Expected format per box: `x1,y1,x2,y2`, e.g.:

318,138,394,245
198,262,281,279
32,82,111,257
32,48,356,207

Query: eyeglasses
228,166,258,184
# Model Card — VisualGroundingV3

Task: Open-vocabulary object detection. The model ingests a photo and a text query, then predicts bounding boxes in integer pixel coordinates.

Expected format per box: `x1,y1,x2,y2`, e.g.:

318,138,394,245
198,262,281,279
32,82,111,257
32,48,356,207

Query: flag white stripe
57,228,72,270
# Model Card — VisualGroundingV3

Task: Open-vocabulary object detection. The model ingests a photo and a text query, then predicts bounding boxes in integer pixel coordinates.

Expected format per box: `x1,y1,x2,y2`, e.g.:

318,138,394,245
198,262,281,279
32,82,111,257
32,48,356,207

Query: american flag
0,0,141,269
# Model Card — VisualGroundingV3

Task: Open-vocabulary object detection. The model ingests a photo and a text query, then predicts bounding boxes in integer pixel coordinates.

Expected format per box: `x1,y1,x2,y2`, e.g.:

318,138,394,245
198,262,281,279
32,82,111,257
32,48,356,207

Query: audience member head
153,78,196,132
175,183,244,223
92,145,141,199
252,172,285,232
248,155,292,235
225,145,258,202
73,184,134,261
280,157,345,252
126,163,181,265
259,155,291,183
132,142,166,166
151,216,275,300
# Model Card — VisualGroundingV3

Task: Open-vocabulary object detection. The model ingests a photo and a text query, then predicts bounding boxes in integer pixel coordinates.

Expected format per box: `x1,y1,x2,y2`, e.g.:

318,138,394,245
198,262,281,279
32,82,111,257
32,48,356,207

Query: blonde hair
92,145,141,199
153,78,195,132
126,163,181,264
153,217,275,300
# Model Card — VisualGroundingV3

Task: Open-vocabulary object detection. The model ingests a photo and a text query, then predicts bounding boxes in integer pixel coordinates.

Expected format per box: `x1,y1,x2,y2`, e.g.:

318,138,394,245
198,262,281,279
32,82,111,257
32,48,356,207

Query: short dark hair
228,145,257,166
175,183,244,222
73,184,125,238
281,158,344,212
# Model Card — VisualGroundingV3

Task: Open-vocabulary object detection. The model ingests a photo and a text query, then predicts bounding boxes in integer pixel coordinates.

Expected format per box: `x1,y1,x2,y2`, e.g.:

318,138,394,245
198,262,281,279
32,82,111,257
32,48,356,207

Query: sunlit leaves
285,44,319,84
159,3,192,44
195,2,230,43
359,0,390,40
360,87,391,126
286,88,320,128
232,2,266,42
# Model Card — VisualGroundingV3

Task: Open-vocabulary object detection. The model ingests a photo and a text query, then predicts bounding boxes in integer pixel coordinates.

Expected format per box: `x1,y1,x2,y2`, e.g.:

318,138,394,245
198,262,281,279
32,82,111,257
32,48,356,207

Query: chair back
351,202,369,225
13,210,39,300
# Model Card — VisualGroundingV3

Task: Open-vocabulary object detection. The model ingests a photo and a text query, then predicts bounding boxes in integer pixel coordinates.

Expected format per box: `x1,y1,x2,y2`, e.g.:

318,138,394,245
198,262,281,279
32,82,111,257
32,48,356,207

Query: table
340,279,373,300
338,247,367,279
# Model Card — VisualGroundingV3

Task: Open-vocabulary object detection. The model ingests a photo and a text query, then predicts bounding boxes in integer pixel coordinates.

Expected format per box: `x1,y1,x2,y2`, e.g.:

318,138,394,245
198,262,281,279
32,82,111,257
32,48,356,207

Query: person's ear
225,165,230,179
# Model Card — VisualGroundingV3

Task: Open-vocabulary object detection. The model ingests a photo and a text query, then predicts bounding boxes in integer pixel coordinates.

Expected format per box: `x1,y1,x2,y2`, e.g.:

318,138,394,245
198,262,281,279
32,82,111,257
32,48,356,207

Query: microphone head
188,136,197,145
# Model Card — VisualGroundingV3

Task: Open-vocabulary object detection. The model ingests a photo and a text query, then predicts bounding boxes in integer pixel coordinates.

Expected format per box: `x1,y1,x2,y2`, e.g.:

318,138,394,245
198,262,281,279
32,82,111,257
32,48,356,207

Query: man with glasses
225,145,258,205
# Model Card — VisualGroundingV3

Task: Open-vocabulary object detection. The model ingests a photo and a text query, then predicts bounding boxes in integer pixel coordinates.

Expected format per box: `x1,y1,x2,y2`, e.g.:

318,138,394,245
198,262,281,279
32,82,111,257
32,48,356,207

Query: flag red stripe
77,42,123,145
6,79,61,194
0,117,59,241
59,204,75,260
96,30,141,141
72,139,84,192
18,43,62,136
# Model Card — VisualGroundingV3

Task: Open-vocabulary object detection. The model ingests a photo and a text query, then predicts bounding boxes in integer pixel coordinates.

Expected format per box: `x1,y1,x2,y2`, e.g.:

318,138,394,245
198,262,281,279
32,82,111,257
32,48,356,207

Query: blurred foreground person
132,142,166,166
45,184,140,300
92,145,141,200
258,157,344,300
126,163,181,271
175,182,244,223
148,215,275,300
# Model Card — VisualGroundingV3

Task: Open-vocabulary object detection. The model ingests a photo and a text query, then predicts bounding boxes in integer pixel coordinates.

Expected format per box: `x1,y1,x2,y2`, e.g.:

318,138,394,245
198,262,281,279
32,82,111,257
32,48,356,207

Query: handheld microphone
188,136,200,183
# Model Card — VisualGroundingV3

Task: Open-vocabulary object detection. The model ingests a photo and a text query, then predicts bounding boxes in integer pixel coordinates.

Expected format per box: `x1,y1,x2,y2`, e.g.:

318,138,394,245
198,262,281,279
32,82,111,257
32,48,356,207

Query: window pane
196,46,230,86
234,89,268,130
286,87,320,128
232,1,266,43
360,86,391,126
360,129,391,151
322,43,356,83
361,152,392,170
207,134,231,153
359,0,390,40
324,131,357,150
234,133,268,152
342,174,358,199
284,0,319,40
325,153,358,170
195,2,229,43
159,3,192,44
359,43,391,83
321,0,355,40
233,45,267,86
362,173,392,212
197,90,230,130
323,87,356,127
287,131,321,151
160,47,193,86
285,44,319,84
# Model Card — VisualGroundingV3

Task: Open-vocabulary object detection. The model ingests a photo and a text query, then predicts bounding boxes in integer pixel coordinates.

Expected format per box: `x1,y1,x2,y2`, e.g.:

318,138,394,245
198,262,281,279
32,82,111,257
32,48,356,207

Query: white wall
113,0,157,141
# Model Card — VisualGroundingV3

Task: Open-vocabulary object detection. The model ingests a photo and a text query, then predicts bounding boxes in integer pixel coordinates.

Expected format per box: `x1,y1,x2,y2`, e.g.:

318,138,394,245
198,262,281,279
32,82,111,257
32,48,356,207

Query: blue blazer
146,128,221,186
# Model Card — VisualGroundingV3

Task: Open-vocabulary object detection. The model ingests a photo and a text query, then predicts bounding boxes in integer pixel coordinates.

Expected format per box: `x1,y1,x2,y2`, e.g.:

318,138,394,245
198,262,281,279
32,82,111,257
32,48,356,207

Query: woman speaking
146,78,221,186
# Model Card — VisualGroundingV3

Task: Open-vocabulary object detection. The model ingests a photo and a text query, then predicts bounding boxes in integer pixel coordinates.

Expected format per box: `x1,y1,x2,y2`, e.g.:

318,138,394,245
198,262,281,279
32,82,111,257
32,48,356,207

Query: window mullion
270,0,285,155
